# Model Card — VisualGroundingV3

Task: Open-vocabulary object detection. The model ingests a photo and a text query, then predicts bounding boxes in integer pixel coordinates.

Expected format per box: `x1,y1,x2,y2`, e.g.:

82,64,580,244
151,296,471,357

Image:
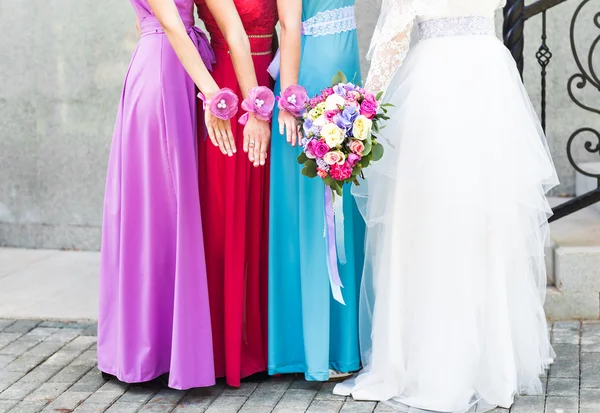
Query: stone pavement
0,320,598,413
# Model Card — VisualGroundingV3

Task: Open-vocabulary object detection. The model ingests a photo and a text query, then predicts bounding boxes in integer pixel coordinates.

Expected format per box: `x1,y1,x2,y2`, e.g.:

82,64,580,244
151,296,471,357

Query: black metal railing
503,0,600,222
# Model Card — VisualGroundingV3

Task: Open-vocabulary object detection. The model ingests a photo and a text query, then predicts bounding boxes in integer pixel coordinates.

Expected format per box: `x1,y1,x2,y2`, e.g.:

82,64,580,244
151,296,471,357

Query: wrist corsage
198,88,239,120
278,85,309,117
239,86,276,125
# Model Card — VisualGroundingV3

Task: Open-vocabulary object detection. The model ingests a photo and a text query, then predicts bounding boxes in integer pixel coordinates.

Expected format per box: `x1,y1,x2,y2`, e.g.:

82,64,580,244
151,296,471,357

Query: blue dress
268,0,365,382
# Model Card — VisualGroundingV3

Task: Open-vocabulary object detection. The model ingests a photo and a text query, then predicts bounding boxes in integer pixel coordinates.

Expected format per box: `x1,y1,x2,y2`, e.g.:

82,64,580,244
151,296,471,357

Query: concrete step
545,197,600,320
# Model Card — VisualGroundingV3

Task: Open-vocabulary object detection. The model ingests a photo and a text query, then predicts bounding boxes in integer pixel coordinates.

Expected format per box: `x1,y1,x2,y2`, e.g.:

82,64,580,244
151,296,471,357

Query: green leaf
297,152,308,165
332,71,348,86
362,139,373,156
323,175,335,187
371,142,384,162
331,181,344,197
303,159,318,178
376,91,384,101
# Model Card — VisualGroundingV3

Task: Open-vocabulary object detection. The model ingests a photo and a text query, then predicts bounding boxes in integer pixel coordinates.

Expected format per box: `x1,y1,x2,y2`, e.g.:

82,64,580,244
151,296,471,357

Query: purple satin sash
325,189,345,305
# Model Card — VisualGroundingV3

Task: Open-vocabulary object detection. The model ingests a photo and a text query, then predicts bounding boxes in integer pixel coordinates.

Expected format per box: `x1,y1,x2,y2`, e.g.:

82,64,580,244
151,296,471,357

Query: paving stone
0,372,25,393
273,389,317,411
552,344,579,362
580,388,600,413
581,352,600,389
2,321,40,334
105,402,142,413
553,321,581,331
21,365,62,383
49,365,92,384
373,403,396,412
118,386,157,404
138,403,178,412
147,389,186,405
73,401,113,413
46,329,82,343
252,377,292,396
0,334,22,351
203,396,247,413
40,391,92,412
96,380,129,395
0,378,41,400
27,341,66,357
546,378,579,397
4,355,46,373
339,400,376,413
221,382,258,397
71,350,98,367
70,369,107,393
43,349,83,366
0,321,15,333
552,328,580,345
84,390,123,406
177,386,223,411
64,322,93,330
0,401,16,413
62,336,97,352
6,400,48,413
0,356,15,370
289,379,324,391
549,359,579,379
582,325,600,352
81,325,98,337
38,321,70,329
306,399,344,413
0,339,39,356
544,396,578,413
238,391,283,413
24,381,72,402
510,396,545,413
22,328,62,341
314,382,347,401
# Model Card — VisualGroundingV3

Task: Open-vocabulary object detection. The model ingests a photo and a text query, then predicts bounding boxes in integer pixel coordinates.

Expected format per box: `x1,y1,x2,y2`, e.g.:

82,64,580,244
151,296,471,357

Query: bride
334,0,558,411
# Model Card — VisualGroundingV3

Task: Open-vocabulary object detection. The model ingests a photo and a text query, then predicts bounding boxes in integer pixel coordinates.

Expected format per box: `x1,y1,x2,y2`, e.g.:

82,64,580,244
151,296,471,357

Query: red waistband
210,33,274,56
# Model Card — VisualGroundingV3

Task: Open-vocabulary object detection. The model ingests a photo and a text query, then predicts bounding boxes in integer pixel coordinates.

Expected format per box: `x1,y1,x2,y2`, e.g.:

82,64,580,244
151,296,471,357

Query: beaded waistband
302,6,356,37
418,16,495,40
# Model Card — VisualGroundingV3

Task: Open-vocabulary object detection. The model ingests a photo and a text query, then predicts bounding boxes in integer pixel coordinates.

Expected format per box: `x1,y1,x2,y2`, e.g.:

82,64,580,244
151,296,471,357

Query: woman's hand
205,110,236,156
278,109,300,147
243,114,271,166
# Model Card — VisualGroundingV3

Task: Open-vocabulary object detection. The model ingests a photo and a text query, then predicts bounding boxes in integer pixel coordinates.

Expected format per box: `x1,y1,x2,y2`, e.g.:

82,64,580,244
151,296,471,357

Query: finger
285,121,292,145
279,119,286,138
243,129,250,153
259,141,267,166
226,126,236,154
248,136,255,163
254,139,262,167
290,121,297,147
215,129,227,155
207,126,219,148
220,127,233,156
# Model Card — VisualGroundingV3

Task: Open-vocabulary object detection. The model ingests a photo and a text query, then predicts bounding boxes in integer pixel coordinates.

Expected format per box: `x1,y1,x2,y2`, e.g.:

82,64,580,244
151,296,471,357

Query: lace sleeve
364,0,416,95
364,21,413,94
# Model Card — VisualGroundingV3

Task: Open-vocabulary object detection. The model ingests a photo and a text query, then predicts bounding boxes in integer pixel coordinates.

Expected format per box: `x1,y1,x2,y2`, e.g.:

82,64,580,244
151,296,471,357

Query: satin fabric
195,0,277,388
98,0,215,390
268,0,366,382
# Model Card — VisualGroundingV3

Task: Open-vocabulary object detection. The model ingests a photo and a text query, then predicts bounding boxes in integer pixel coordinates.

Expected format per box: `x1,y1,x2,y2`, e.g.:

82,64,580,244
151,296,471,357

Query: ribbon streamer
325,189,345,305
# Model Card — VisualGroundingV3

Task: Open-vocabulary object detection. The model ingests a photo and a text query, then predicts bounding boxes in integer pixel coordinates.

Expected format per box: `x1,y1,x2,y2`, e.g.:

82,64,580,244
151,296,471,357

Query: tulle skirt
335,33,558,412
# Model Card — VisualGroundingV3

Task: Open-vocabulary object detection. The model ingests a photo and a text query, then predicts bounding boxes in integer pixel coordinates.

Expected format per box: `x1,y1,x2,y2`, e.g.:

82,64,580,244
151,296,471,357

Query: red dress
195,0,277,387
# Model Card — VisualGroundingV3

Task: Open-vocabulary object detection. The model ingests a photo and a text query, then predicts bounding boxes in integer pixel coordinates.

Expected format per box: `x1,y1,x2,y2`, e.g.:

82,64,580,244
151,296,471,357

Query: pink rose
325,110,338,122
317,169,328,179
347,153,361,167
330,162,353,181
348,140,365,155
323,88,335,97
323,150,345,165
311,139,330,159
360,93,378,119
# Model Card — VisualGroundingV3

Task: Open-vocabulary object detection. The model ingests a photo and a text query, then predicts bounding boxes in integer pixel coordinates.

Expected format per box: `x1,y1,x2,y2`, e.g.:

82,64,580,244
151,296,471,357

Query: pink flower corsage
278,85,309,117
198,88,239,120
239,86,276,125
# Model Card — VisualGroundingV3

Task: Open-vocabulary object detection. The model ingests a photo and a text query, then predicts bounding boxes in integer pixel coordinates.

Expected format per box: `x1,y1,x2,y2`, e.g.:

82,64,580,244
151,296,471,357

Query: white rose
321,123,345,148
353,115,373,141
325,94,346,111
313,115,327,127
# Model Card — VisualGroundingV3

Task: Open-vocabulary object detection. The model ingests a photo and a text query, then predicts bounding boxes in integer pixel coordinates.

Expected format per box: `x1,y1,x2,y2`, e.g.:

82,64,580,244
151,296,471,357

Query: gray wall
0,0,597,250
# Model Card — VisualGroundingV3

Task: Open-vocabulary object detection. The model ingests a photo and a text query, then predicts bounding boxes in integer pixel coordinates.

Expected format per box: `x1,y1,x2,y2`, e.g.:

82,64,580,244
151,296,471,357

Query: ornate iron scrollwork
566,0,600,186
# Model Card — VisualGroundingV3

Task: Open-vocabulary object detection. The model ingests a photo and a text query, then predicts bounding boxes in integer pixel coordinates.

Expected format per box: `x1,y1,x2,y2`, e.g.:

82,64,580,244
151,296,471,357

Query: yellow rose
353,115,373,141
325,94,345,111
321,123,345,148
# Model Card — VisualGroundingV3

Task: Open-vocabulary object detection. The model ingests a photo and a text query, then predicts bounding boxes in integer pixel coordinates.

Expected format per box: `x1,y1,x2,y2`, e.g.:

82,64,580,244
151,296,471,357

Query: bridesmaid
195,0,278,387
98,0,263,390
269,0,366,381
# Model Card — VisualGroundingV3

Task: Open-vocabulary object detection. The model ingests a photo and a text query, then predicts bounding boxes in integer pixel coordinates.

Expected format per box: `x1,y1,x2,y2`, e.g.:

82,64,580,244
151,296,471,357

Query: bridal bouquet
284,72,389,196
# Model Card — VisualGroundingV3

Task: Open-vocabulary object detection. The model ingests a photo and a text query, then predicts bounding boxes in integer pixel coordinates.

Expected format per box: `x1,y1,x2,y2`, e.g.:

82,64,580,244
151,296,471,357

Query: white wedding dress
334,1,558,412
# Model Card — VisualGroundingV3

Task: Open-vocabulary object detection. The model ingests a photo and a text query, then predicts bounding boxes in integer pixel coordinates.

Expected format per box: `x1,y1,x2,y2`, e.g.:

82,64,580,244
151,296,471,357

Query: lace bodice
365,0,506,94
195,0,277,45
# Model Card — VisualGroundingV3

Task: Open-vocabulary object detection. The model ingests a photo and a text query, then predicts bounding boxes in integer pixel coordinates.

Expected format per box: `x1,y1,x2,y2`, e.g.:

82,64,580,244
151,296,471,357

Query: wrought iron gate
503,0,600,222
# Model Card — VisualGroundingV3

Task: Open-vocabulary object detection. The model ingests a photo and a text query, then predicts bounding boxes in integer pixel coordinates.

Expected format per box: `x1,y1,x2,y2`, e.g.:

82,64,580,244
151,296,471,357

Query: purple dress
97,0,216,390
